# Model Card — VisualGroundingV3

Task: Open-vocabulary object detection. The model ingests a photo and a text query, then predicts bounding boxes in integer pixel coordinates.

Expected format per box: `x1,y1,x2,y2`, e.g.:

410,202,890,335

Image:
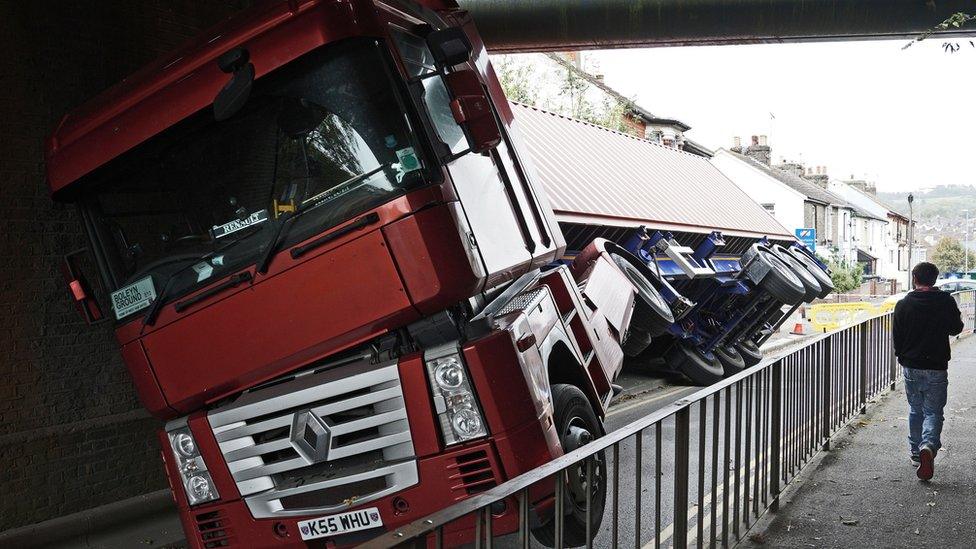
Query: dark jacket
893,289,965,370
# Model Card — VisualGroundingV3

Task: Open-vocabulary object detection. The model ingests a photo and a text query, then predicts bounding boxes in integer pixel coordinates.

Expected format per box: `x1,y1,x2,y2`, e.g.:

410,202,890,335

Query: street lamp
962,210,969,278
907,193,914,290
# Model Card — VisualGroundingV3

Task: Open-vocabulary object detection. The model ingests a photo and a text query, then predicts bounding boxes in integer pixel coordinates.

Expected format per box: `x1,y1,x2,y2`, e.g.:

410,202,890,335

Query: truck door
378,2,558,289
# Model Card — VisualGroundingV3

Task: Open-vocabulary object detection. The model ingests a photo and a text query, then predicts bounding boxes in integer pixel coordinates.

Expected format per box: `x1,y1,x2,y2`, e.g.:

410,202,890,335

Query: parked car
884,278,976,304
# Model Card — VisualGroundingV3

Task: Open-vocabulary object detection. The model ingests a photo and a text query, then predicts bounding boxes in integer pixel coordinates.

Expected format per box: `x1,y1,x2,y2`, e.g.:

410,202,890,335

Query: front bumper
166,439,518,548
160,332,562,548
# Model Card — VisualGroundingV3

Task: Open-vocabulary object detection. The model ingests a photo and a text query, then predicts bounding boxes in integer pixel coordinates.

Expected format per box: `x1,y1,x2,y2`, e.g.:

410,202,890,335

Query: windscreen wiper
255,165,387,274
141,224,264,329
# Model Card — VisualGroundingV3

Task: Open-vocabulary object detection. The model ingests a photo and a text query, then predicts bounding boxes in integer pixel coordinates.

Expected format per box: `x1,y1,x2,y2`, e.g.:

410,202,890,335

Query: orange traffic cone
791,322,806,335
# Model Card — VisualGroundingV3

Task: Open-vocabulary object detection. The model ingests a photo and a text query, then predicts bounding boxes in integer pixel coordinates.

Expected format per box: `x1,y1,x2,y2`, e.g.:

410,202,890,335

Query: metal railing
362,310,906,549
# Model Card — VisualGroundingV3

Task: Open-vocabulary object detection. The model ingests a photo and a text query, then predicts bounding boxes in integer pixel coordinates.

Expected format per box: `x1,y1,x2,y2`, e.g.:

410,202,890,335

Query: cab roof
44,0,455,199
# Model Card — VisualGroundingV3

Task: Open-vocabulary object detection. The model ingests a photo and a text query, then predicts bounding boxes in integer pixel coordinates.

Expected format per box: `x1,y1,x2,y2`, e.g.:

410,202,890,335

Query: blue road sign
795,228,816,251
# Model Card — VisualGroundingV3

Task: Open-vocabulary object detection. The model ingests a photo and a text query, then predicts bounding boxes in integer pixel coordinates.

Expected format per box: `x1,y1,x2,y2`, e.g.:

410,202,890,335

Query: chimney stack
774,159,805,178
745,134,771,165
804,165,830,189
731,136,742,153
846,178,875,195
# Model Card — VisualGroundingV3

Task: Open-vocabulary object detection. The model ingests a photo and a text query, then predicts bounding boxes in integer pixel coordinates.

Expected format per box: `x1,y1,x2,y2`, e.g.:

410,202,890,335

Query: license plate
110,276,157,319
297,507,383,541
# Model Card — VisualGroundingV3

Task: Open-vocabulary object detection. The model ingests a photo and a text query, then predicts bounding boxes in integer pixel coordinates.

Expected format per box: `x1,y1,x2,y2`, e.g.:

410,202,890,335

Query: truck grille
208,358,417,518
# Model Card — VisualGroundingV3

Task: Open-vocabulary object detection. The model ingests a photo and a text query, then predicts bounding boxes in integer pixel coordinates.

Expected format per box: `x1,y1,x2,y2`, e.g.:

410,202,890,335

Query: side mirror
443,69,501,154
214,48,255,122
425,27,472,66
61,249,107,324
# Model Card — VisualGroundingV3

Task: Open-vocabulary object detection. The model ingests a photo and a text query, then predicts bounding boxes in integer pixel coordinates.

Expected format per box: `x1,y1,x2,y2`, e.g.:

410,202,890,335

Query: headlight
425,347,488,445
165,421,219,506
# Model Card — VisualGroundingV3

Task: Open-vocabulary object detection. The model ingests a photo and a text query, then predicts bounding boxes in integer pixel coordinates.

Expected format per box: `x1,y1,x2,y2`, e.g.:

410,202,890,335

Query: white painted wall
711,150,806,236
830,205,857,265
829,180,895,279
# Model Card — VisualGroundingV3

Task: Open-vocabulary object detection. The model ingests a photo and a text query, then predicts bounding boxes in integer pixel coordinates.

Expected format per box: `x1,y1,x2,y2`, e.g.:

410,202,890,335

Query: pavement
741,335,976,549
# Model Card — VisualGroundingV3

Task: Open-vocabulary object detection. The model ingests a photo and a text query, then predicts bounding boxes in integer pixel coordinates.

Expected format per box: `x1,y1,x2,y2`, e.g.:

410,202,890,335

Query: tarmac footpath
742,335,976,549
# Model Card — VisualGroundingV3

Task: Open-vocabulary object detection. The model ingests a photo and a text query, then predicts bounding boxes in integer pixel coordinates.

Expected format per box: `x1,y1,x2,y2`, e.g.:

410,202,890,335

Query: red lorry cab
48,1,645,547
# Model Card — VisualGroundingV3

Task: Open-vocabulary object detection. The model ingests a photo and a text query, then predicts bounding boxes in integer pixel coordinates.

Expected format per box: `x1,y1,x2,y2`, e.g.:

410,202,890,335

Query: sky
582,38,975,193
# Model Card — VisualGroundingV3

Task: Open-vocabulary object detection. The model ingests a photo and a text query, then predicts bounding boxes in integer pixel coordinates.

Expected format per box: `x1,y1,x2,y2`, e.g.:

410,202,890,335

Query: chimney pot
751,135,759,146
733,136,741,147
759,135,768,146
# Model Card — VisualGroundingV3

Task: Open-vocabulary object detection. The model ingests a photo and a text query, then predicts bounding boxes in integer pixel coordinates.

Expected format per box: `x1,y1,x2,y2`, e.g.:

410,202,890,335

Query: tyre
532,385,607,548
746,245,806,306
771,245,821,303
665,340,724,386
736,339,763,367
610,252,675,337
787,248,834,298
714,344,746,377
621,328,653,357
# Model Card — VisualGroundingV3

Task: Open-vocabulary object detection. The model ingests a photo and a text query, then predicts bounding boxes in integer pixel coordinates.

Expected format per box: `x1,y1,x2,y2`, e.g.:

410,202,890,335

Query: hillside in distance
878,185,976,220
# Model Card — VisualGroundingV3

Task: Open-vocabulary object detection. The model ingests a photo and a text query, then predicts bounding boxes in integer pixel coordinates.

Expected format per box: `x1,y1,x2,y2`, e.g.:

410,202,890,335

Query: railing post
769,359,782,512
673,407,691,548
859,321,868,414
889,315,897,390
822,335,832,451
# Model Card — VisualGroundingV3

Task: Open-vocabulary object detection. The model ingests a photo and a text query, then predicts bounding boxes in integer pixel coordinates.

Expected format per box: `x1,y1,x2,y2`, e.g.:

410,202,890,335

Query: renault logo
290,409,332,464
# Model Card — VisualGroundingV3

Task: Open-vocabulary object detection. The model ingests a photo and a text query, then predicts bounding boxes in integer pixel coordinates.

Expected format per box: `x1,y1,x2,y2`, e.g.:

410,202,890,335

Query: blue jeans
903,367,948,454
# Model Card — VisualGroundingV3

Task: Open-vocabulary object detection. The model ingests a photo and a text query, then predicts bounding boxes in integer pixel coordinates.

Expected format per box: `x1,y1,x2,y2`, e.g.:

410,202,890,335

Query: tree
823,258,864,294
931,237,976,273
494,55,538,104
558,61,599,122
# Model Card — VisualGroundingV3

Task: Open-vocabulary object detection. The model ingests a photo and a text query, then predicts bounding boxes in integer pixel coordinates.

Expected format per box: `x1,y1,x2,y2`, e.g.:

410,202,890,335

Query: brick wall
0,0,251,531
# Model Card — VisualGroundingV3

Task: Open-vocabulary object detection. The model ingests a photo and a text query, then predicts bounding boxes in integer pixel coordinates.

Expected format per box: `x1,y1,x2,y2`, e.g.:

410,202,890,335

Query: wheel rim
613,254,672,317
739,339,761,355
773,246,820,299
562,417,603,509
765,250,804,290
789,249,834,292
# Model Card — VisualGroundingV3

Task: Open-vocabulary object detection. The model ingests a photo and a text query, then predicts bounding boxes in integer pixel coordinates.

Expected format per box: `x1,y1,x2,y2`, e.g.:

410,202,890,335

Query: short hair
912,262,939,287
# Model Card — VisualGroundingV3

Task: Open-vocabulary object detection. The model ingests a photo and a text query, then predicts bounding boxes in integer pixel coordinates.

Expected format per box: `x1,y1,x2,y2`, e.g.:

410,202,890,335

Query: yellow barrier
809,301,893,332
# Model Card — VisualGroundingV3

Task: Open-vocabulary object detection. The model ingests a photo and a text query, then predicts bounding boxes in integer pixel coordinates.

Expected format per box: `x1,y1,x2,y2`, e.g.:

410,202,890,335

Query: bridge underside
459,0,976,52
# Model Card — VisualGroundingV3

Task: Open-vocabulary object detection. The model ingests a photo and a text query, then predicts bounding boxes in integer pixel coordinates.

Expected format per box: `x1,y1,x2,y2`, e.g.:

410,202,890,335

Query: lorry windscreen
77,38,427,316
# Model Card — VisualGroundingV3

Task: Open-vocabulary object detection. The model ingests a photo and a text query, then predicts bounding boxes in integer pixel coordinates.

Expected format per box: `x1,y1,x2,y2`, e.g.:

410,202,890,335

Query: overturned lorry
514,103,833,386
47,1,831,547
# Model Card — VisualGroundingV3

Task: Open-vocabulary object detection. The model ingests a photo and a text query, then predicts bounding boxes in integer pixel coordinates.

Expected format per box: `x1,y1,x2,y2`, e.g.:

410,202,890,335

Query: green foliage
494,55,538,105
822,257,864,294
559,63,598,122
495,53,642,137
904,12,975,52
931,237,976,273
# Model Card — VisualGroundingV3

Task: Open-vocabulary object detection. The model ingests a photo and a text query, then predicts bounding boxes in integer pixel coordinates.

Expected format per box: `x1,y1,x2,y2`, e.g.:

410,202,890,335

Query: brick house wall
0,1,251,531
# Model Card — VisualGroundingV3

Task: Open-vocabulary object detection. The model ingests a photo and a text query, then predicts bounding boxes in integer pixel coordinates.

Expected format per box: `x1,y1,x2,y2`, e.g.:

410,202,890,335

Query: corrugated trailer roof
512,103,793,241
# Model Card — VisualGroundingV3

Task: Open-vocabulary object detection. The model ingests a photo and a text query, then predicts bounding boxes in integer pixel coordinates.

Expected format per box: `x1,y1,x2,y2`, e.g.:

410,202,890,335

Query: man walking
893,262,964,481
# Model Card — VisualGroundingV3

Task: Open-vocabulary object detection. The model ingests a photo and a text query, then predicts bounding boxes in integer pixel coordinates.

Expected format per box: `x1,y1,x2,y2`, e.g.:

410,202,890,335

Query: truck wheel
771,245,821,303
665,341,724,386
754,248,806,306
532,385,607,548
787,248,834,298
621,328,653,357
714,344,746,376
610,253,674,337
736,339,763,367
